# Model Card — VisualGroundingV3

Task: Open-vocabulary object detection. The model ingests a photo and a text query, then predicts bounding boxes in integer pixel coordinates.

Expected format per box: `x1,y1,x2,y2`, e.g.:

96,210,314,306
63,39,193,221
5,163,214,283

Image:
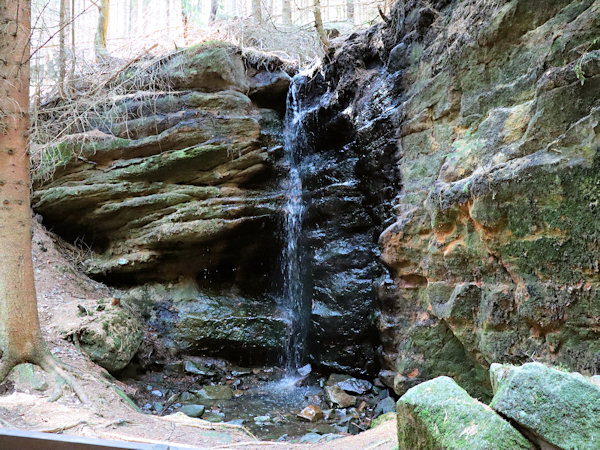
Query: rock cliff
296,0,600,396
33,44,294,363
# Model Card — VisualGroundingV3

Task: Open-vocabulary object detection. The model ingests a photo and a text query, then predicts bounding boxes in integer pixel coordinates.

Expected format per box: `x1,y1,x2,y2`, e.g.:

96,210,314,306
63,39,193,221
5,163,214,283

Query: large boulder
397,376,533,450
121,282,289,362
73,299,144,373
490,362,600,449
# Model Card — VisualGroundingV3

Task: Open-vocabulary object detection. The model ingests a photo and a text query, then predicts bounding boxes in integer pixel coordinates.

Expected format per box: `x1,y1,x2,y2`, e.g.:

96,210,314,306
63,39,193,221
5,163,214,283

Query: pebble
297,405,324,422
180,404,205,418
374,396,396,415
151,390,163,397
337,378,373,395
325,385,357,408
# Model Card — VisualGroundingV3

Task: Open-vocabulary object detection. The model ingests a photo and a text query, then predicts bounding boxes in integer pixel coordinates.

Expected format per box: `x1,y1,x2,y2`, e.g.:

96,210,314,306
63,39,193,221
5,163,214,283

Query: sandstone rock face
299,0,600,395
489,362,600,449
397,376,533,450
34,44,292,363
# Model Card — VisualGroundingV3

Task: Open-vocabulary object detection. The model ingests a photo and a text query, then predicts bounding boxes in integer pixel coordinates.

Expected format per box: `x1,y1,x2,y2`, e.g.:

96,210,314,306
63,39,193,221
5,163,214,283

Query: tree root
37,354,89,404
0,351,89,404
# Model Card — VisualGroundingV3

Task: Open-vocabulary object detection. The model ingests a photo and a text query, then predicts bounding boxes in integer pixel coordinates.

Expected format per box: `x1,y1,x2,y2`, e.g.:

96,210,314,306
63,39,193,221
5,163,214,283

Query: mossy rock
76,302,143,373
490,362,600,449
397,376,533,450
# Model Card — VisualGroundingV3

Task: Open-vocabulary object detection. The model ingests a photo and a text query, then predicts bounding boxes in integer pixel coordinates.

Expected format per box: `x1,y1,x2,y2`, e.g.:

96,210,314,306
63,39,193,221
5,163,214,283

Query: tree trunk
346,0,354,24
282,0,291,24
252,0,262,23
313,0,329,52
58,0,69,95
95,0,110,61
209,0,218,24
0,0,46,380
70,0,76,92
182,0,190,45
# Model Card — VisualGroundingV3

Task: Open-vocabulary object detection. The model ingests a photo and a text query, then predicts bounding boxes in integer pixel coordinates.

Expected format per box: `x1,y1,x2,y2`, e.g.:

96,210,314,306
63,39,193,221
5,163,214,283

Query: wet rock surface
300,0,600,396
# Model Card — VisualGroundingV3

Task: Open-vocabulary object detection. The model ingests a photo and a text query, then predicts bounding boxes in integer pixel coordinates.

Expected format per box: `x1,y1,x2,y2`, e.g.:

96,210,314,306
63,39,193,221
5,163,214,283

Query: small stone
180,404,205,418
322,409,335,420
337,378,372,395
297,405,324,422
226,419,245,426
151,390,163,397
325,385,357,408
197,385,233,400
153,402,163,413
298,364,312,377
254,415,271,424
326,373,352,386
180,391,197,403
374,396,396,415
184,360,213,376
299,432,324,444
142,403,152,411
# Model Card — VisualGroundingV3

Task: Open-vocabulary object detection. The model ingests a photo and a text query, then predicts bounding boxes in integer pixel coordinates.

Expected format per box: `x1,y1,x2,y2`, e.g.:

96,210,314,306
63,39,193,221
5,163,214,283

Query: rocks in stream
297,405,324,422
180,404,206,418
324,385,357,408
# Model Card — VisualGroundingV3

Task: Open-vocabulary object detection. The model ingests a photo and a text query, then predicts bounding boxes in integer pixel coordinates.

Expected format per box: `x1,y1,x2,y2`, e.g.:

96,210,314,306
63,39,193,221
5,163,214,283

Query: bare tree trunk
313,0,329,52
58,0,69,95
346,0,354,24
0,3,82,400
282,0,291,24
70,0,76,94
95,0,110,61
182,0,190,45
209,0,218,24
252,0,262,23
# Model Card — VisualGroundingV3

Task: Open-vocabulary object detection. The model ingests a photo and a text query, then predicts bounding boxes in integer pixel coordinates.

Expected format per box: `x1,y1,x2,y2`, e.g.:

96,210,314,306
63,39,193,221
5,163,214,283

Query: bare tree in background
282,0,292,24
346,0,355,24
313,0,329,52
0,0,86,401
209,0,218,24
252,0,262,23
95,0,110,60
58,0,70,94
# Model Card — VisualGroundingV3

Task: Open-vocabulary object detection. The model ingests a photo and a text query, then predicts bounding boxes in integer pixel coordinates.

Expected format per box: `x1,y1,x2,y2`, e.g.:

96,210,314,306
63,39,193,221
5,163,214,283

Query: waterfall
279,77,308,372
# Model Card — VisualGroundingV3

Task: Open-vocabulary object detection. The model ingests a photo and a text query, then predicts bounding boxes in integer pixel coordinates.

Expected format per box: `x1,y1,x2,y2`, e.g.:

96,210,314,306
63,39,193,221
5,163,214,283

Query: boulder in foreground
397,376,533,450
490,362,600,449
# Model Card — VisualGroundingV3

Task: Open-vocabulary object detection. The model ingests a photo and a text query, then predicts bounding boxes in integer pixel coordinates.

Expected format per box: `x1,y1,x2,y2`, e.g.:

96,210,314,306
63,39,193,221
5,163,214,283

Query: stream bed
122,356,395,442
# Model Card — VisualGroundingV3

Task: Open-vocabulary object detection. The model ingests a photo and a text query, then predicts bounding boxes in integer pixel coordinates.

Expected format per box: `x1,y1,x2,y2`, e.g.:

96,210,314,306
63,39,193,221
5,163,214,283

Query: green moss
397,377,533,450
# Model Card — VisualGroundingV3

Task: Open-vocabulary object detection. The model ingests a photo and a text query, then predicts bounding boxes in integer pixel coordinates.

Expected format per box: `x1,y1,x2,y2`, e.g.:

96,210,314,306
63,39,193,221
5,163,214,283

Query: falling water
279,77,308,372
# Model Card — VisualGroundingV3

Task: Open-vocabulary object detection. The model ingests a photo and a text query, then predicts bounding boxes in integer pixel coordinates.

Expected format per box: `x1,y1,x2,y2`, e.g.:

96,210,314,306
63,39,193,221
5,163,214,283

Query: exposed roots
37,354,90,404
0,351,89,404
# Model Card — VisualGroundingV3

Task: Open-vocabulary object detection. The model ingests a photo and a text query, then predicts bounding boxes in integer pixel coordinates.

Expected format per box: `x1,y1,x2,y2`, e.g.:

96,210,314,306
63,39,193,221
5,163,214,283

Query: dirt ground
0,221,398,449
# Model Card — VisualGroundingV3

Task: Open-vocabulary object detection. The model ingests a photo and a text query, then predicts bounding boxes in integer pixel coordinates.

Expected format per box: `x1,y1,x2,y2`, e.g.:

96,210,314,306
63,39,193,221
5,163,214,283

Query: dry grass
185,18,323,65
30,48,177,183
